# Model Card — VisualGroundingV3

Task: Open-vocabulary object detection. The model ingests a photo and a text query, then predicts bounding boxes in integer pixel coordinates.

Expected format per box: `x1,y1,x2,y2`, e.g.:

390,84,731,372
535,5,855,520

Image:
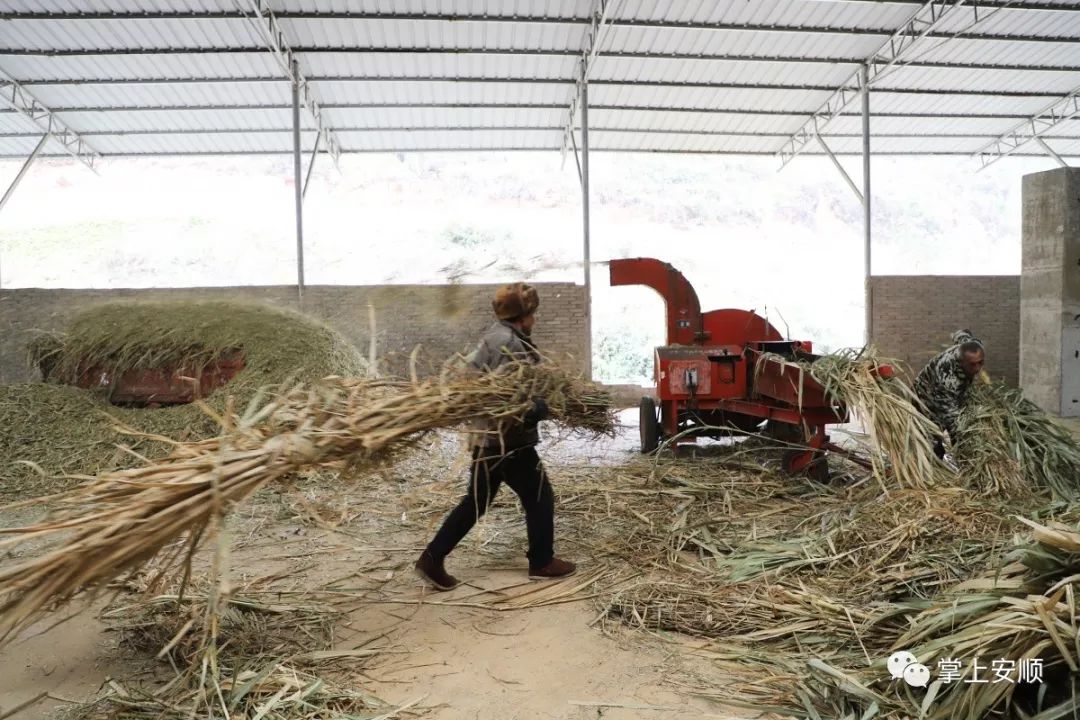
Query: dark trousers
426,445,555,569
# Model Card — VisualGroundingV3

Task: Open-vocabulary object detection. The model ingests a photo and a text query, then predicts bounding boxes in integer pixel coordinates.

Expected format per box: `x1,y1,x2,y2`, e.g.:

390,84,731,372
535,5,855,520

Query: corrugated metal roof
318,80,571,106
0,110,40,135
828,114,1045,137
586,83,826,112
588,108,806,136
602,26,886,63
26,80,291,109
284,18,584,51
805,134,995,154
589,131,775,153
3,53,282,81
49,107,301,132
614,0,919,31
2,18,259,51
871,65,1080,95
867,92,1056,117
590,56,856,88
86,130,319,153
896,37,1080,71
271,1,585,18
300,52,577,81
0,134,85,156
1045,137,1080,155
1,0,1078,159
338,127,561,151
0,0,239,12
933,4,1080,37
323,105,565,128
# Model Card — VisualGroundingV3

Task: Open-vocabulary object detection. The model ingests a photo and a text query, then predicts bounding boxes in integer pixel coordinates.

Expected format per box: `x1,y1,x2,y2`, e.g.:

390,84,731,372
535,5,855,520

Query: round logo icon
887,651,918,680
903,663,931,688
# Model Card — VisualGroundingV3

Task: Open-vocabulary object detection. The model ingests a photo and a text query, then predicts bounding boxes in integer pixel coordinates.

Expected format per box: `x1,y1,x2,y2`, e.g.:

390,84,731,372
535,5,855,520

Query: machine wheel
766,419,804,444
782,449,831,482
807,456,832,483
639,396,661,454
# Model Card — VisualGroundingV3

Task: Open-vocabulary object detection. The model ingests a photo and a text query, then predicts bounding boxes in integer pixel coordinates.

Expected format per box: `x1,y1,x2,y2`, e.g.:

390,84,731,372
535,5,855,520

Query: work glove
523,397,550,425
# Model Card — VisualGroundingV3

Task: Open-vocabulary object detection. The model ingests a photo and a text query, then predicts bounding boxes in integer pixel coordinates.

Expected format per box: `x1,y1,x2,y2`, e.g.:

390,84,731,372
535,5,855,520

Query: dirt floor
0,411,756,720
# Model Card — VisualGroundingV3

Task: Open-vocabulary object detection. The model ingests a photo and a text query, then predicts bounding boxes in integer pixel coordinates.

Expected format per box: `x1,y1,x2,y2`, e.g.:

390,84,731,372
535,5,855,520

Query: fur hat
492,282,539,321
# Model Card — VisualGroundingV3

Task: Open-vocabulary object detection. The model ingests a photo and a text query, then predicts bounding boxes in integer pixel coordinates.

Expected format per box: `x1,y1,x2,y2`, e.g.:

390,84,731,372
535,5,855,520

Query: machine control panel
668,360,711,395
656,345,744,396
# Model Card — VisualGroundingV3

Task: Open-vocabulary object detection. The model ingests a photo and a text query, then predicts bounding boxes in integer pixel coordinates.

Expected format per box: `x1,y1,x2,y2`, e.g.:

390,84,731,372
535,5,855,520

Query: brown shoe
528,557,577,580
414,550,460,591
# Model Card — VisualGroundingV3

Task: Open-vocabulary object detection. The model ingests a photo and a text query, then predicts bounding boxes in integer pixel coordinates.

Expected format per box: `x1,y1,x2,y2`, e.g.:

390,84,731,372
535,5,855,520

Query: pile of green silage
0,301,368,498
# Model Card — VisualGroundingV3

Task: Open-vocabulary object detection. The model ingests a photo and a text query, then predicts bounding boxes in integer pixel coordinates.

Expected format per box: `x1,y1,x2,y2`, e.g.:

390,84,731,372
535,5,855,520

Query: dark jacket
467,321,541,450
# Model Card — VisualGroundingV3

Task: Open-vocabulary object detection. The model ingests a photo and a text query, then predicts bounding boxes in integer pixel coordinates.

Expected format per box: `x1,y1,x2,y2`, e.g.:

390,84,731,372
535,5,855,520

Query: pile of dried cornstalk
0,361,614,643
955,381,1080,500
776,517,1080,720
564,442,1080,720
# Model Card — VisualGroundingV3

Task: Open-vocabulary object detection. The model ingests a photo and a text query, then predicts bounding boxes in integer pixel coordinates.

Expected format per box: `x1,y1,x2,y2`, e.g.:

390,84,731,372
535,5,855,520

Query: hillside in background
0,151,1054,384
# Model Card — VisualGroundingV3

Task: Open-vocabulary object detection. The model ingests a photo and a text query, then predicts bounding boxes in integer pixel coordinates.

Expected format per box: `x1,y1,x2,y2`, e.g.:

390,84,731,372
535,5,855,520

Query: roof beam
5,149,1080,159
7,46,1080,75
3,9,1079,35
1035,137,1070,168
238,0,341,163
3,126,1072,141
788,0,1075,9
0,133,48,215
975,87,1080,169
778,0,968,167
816,133,864,203
14,76,1068,100
561,0,615,161
0,68,100,170
5,102,1062,122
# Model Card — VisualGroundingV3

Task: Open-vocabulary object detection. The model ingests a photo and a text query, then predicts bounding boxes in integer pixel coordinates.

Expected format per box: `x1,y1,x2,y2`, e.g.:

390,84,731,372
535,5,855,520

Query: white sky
0,150,1059,376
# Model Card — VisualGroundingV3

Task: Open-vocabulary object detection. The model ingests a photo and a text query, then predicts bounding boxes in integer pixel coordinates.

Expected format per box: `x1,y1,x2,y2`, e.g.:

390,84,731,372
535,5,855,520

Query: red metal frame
70,349,245,406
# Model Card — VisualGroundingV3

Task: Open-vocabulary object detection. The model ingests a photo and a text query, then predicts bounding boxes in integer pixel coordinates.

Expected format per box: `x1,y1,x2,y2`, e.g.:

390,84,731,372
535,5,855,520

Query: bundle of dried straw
0,361,614,643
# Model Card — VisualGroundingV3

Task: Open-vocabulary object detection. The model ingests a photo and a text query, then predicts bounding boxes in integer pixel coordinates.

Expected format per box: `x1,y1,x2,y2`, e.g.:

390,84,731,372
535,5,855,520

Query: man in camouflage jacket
914,329,986,458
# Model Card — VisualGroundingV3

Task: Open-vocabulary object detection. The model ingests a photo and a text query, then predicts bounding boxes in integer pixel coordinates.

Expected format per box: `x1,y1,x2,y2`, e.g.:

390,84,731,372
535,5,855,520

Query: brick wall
870,275,1019,386
0,283,588,383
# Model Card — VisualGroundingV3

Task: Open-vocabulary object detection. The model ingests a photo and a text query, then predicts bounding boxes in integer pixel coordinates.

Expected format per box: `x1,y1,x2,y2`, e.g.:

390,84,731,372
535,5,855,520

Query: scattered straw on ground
65,664,418,720
565,447,1080,719
7,338,1080,719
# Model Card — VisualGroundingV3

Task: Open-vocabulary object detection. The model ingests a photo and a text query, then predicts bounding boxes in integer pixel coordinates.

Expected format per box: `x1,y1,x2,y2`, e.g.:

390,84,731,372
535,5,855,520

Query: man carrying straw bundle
914,329,987,459
415,282,577,590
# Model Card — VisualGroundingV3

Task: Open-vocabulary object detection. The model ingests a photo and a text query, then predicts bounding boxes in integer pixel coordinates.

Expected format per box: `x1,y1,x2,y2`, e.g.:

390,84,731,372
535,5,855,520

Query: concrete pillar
1020,167,1080,416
